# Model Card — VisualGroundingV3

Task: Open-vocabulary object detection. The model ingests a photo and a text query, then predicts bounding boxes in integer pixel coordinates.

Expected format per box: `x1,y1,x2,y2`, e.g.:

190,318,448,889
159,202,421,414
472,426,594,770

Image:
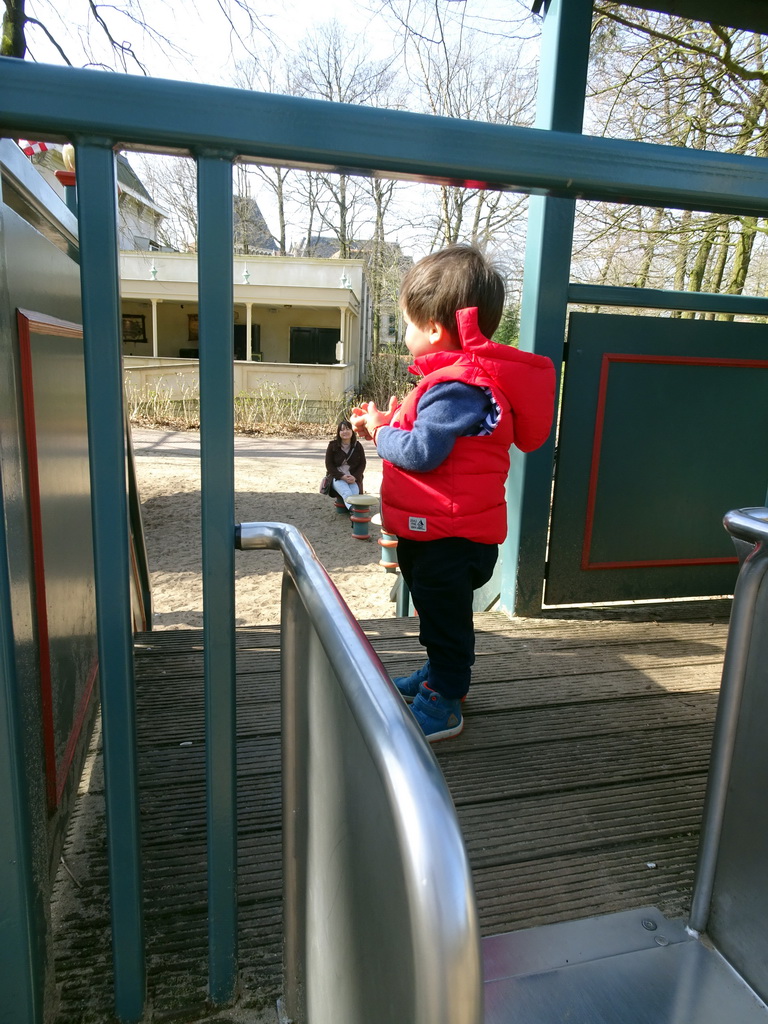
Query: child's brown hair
399,244,505,339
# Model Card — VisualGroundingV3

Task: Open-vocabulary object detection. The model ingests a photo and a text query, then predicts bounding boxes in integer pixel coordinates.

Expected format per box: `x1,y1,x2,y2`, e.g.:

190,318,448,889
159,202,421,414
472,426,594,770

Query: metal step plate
483,907,768,1024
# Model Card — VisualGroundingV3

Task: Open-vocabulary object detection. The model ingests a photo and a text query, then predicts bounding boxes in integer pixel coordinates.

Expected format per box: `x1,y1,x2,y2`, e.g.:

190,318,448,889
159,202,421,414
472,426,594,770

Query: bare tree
3,0,271,72
579,7,768,306
357,175,406,355
290,20,399,257
231,56,299,254
133,153,198,250
234,29,401,258
1,0,24,57
371,1,537,254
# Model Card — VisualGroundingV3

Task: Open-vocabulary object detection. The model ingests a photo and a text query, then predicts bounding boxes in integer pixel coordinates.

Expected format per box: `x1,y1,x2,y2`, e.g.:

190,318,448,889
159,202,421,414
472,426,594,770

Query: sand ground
132,427,396,629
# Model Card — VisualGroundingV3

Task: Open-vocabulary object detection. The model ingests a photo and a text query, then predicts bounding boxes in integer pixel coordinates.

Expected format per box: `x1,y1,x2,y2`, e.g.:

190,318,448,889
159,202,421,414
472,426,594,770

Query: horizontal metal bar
568,284,768,315
628,0,768,35
3,59,768,216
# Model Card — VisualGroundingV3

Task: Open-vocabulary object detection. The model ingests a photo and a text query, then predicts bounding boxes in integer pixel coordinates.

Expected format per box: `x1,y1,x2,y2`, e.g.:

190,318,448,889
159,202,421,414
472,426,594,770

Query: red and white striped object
17,140,49,156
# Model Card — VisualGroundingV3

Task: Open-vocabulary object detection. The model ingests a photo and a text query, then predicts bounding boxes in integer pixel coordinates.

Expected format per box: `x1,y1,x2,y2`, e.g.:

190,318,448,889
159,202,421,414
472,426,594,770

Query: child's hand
364,396,399,433
350,405,372,439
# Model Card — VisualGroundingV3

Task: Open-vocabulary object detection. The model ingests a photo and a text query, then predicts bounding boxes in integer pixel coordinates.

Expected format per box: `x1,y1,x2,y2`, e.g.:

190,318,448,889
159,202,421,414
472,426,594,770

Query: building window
122,314,147,343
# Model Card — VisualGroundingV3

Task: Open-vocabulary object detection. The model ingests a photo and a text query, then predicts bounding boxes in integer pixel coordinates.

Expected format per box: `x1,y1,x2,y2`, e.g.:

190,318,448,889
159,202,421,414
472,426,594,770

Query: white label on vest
408,516,427,532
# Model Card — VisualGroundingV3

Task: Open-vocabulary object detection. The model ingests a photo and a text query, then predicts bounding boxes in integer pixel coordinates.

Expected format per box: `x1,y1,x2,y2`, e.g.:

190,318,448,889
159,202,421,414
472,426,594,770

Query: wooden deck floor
51,611,730,1022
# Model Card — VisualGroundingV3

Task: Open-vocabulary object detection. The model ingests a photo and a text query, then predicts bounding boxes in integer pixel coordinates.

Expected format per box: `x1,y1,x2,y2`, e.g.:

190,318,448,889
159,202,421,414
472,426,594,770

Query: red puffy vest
380,308,555,543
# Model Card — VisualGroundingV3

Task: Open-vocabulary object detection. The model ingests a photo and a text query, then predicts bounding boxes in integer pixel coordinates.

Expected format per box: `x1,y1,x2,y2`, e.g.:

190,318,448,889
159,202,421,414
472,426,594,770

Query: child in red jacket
352,245,555,742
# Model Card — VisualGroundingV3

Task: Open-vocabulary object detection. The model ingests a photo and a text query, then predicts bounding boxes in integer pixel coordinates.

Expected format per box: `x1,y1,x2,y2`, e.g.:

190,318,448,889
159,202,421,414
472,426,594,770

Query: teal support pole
197,152,238,1004
63,185,77,217
75,141,146,1022
501,0,593,617
60,179,78,217
0,466,44,1024
395,575,411,618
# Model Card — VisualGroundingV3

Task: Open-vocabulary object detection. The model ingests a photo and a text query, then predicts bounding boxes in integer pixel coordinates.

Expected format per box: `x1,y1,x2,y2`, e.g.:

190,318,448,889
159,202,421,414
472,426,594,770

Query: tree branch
24,15,72,63
594,3,768,84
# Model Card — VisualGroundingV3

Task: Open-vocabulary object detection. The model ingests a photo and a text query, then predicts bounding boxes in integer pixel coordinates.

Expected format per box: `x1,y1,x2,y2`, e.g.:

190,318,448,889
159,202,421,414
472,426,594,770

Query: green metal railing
5,62,768,214
4,31,768,1020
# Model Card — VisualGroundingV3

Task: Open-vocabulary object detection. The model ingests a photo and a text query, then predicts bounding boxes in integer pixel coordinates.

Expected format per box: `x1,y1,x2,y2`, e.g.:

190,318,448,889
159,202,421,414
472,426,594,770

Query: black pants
396,536,498,700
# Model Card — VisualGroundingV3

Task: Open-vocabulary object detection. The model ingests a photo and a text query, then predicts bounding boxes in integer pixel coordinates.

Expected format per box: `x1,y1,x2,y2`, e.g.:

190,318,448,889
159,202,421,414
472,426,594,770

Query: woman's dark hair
336,420,354,442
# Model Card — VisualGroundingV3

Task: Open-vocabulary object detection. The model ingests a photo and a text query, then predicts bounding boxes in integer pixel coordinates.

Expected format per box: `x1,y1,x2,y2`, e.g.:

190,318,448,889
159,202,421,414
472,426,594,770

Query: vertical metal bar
395,574,411,617
197,152,238,1003
0,463,44,1024
75,140,145,1022
501,0,593,617
62,182,78,217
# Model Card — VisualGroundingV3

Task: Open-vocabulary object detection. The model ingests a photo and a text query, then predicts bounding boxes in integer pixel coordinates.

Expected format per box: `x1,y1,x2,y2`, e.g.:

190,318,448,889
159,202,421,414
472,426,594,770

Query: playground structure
2,0,768,1021
347,493,378,541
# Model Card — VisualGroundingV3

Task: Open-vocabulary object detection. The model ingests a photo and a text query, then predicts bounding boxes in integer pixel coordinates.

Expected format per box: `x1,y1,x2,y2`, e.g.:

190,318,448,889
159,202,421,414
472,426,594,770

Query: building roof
293,235,343,258
533,1,768,33
116,154,168,219
233,195,279,254
293,236,410,267
627,1,768,32
116,153,154,202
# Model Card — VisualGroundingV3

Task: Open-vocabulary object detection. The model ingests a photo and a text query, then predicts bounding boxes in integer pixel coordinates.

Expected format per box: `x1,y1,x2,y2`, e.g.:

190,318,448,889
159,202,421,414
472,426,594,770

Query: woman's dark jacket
325,437,366,491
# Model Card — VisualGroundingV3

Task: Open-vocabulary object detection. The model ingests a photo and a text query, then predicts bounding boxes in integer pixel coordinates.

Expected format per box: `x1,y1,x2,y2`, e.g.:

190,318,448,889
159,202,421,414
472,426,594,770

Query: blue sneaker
411,684,463,743
393,660,430,703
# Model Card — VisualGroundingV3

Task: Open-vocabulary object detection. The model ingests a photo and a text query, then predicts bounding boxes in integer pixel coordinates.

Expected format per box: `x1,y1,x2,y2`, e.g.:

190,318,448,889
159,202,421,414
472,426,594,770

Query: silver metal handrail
722,507,768,548
689,507,768,933
236,521,482,1024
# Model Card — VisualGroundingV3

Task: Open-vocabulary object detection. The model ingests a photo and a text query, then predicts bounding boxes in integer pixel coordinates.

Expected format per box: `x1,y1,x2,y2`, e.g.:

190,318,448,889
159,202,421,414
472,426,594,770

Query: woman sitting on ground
325,419,366,510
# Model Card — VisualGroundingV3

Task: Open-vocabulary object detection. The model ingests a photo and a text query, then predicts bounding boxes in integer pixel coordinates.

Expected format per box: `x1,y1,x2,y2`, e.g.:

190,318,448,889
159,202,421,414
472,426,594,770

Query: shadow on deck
51,611,729,1022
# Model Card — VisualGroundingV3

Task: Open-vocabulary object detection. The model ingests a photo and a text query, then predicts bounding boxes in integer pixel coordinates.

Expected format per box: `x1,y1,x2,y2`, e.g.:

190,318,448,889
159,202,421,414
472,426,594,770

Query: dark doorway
233,323,260,361
289,326,339,364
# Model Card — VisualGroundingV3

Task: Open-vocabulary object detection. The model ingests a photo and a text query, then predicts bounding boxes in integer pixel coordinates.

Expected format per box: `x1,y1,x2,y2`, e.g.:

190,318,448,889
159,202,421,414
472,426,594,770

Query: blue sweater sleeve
375,382,492,472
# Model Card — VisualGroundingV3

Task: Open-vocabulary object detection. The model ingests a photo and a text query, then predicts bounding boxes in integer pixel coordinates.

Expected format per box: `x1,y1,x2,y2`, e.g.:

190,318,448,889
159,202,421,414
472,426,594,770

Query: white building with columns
17,143,373,404
121,250,371,402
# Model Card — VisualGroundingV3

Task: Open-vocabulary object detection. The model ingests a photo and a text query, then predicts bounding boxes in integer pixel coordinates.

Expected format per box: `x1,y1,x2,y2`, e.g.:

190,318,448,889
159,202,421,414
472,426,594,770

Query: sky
135,0,391,85
26,0,354,82
25,0,536,86
22,0,540,261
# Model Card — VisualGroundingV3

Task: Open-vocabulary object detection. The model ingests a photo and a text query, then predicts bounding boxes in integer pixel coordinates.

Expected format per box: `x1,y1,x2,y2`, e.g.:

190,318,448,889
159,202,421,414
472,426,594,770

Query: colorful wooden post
347,494,378,541
378,528,398,571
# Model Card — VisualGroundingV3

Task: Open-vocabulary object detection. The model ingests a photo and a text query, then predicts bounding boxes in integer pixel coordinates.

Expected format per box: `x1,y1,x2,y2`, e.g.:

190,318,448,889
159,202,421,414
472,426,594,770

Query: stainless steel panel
483,907,689,983
484,916,768,1024
705,509,768,1002
30,333,98,774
